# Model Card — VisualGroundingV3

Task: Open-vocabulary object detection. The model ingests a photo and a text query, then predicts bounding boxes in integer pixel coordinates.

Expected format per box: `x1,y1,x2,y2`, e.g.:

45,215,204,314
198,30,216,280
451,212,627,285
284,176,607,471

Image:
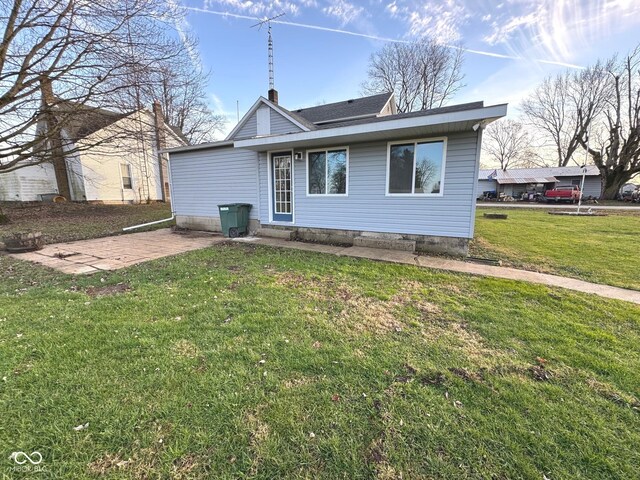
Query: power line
183,6,585,70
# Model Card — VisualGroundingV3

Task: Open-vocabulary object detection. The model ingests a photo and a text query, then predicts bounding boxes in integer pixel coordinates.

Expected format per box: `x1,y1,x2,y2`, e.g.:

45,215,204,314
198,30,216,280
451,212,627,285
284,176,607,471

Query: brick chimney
40,77,72,200
40,76,55,106
268,88,279,104
153,100,169,202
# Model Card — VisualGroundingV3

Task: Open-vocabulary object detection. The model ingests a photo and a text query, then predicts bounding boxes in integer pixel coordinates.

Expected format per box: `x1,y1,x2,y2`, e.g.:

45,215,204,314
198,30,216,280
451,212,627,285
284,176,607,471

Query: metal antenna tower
251,13,285,90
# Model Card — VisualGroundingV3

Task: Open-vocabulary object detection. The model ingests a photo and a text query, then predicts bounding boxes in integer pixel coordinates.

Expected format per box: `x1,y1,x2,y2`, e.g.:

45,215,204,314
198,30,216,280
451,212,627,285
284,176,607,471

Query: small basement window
387,138,447,195
120,163,133,189
307,148,348,195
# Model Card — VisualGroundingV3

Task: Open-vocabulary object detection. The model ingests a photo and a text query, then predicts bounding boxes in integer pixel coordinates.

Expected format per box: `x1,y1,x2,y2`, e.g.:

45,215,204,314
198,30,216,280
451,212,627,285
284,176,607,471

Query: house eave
234,104,508,151
162,140,234,154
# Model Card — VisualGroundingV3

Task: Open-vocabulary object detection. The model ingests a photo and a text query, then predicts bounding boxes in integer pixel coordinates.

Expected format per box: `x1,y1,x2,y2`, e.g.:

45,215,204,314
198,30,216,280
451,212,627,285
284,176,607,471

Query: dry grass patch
274,272,444,335
282,376,316,389
587,378,640,410
87,453,132,475
245,410,270,476
172,339,200,359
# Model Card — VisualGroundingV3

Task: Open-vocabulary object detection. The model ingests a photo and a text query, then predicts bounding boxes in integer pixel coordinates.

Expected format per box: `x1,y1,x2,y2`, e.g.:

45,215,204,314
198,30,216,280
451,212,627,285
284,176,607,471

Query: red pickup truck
544,185,581,203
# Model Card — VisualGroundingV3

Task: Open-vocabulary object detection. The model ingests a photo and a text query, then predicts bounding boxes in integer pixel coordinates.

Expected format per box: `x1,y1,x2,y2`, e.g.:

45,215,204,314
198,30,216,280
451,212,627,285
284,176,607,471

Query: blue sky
176,0,640,137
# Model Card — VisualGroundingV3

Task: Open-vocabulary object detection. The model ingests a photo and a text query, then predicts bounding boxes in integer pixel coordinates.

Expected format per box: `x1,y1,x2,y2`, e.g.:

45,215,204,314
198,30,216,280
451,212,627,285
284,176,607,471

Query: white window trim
266,149,295,224
120,163,133,190
305,146,349,197
385,137,447,197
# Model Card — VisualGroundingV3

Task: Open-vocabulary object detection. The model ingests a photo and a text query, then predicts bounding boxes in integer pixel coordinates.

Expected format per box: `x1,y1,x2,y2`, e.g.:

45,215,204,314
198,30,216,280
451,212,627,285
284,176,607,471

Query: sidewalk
9,229,640,305
238,236,640,305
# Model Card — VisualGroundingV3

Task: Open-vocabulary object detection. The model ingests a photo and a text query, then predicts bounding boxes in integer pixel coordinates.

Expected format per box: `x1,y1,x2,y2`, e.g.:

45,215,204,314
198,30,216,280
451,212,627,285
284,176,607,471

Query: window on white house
120,163,132,189
387,139,446,195
307,148,348,195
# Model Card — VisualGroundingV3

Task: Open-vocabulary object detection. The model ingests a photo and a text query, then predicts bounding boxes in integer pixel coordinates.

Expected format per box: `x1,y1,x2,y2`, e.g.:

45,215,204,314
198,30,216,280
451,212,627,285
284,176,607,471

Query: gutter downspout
122,214,175,232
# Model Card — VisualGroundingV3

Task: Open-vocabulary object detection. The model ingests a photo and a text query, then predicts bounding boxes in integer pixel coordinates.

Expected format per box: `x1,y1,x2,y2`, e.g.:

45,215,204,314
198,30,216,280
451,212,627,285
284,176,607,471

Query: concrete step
257,228,294,240
353,235,416,252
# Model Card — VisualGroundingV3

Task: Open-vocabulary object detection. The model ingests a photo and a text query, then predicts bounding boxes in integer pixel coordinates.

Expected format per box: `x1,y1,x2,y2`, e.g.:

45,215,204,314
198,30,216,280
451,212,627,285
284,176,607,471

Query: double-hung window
120,163,133,189
307,148,348,195
387,138,447,195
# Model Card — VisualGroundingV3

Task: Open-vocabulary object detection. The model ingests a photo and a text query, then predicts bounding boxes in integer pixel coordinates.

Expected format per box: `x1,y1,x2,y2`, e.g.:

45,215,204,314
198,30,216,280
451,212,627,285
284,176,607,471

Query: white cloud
482,0,640,63
386,1,398,15
384,0,470,43
483,11,540,46
203,0,301,17
322,0,365,26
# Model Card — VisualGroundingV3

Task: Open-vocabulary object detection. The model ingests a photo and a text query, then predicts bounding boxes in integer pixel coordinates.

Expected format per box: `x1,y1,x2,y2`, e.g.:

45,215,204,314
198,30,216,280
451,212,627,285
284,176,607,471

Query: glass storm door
271,152,293,222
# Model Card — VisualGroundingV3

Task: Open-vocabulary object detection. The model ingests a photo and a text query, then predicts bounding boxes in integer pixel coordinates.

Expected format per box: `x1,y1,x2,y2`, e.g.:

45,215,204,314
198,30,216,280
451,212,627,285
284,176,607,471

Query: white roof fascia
225,97,311,141
162,140,234,154
234,104,508,149
314,113,378,125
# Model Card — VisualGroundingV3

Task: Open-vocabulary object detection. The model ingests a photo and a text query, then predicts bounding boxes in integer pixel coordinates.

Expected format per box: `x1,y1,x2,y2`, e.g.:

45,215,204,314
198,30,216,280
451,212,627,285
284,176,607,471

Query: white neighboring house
0,97,187,203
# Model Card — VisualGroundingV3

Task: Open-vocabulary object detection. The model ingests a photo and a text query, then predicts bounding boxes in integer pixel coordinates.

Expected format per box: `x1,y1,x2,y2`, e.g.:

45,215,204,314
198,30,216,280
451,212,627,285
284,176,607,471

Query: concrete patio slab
8,229,225,275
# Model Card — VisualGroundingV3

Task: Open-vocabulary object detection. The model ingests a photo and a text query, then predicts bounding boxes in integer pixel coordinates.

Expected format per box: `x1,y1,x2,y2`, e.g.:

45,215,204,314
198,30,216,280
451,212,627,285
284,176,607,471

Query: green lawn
471,208,640,291
1,244,639,479
0,202,173,244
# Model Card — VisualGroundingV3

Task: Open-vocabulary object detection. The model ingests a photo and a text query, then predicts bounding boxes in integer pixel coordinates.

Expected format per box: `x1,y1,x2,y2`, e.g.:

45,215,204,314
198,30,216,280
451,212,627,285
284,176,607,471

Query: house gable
226,97,312,141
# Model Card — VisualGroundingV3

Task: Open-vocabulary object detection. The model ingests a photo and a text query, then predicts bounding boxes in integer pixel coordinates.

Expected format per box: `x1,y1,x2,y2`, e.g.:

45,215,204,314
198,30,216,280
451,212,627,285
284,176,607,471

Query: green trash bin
218,203,252,238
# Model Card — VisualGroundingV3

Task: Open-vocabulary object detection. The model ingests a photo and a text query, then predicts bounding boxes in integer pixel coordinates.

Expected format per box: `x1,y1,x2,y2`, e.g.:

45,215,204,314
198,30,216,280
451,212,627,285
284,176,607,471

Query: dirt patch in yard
0,202,172,244
86,283,131,297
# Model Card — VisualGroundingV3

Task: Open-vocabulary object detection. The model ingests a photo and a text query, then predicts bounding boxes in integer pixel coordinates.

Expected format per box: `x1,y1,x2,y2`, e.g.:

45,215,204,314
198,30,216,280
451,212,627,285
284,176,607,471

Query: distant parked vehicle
543,185,581,203
621,188,640,203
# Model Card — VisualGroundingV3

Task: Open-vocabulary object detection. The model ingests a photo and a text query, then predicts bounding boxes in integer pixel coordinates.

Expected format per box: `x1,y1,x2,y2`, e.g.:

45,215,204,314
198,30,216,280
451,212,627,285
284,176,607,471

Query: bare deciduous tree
362,39,465,113
0,0,202,178
521,60,612,167
577,47,640,199
108,44,226,144
483,120,534,171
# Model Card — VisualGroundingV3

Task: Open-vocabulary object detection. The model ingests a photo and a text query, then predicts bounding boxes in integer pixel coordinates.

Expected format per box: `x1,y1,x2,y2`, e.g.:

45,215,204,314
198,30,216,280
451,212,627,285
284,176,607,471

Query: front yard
1,243,638,479
471,208,640,291
0,202,173,244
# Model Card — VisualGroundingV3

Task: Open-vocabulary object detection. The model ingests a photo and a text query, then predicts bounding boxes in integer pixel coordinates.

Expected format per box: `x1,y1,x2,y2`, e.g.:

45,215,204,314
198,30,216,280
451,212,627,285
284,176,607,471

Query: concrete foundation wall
176,215,260,233
267,225,469,256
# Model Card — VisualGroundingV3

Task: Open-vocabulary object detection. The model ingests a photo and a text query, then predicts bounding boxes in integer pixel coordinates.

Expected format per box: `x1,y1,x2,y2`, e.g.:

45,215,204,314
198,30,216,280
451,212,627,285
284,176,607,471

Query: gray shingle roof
292,92,393,124
315,101,486,130
479,166,600,181
53,99,129,140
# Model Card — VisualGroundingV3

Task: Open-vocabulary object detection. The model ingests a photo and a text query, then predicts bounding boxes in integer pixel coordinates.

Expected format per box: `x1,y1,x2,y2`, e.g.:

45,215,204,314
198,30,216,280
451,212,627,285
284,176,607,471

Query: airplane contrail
183,6,585,69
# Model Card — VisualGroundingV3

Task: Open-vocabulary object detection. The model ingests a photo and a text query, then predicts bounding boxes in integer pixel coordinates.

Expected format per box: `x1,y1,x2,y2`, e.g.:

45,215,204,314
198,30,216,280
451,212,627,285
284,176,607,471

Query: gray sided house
478,166,602,199
167,91,507,255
